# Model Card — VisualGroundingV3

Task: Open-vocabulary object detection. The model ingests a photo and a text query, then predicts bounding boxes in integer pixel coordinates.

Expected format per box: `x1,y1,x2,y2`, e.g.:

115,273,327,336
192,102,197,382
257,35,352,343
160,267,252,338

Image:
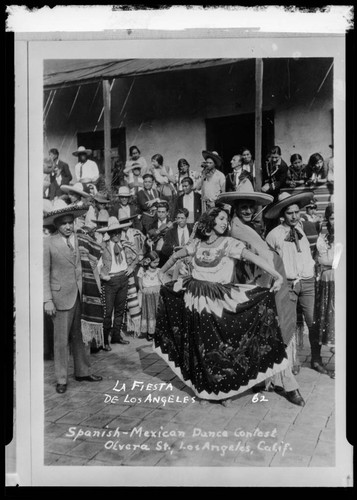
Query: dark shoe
75,374,103,382
112,336,130,345
285,389,305,406
311,361,329,375
102,344,112,352
146,334,154,342
118,337,130,345
56,384,67,394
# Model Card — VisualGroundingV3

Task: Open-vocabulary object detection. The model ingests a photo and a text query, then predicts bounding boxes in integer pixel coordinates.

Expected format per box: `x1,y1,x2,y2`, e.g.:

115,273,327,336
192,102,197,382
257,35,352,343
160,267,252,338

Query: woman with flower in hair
154,206,289,406
315,203,335,377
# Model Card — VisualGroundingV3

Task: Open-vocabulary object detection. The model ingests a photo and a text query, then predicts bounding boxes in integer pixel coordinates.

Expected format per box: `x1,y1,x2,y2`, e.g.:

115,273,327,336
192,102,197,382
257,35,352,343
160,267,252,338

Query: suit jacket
174,192,202,222
43,232,82,310
137,188,160,214
161,224,193,260
262,159,288,196
225,170,253,192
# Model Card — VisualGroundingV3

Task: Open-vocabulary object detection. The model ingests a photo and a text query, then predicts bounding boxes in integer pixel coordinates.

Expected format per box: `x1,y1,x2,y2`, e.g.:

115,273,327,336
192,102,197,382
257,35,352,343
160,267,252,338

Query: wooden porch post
255,59,263,192
102,79,112,191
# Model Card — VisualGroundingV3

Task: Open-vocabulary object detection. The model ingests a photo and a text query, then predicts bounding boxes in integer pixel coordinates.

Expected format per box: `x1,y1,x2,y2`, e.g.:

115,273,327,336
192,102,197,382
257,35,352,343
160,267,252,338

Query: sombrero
93,193,111,204
60,182,91,198
124,162,142,174
202,150,223,168
72,146,92,157
265,191,314,220
43,203,89,226
91,209,110,225
96,216,132,233
118,186,131,197
118,212,138,224
216,184,273,206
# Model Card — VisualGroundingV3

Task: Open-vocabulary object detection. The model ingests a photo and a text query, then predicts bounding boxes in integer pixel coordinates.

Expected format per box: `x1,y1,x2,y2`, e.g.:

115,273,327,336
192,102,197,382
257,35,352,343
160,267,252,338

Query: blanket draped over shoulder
77,233,104,347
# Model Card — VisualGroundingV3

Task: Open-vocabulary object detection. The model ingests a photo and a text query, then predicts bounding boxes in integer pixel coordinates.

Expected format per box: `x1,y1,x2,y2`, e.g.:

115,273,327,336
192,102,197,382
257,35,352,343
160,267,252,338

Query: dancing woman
154,206,289,405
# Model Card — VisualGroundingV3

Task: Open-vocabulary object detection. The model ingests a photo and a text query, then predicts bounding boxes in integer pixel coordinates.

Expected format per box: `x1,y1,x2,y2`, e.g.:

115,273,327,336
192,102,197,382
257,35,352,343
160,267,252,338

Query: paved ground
44,334,335,467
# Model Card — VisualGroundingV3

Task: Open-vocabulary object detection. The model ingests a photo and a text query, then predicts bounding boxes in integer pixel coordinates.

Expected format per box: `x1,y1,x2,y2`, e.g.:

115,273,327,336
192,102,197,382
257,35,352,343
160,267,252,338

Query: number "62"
252,393,268,403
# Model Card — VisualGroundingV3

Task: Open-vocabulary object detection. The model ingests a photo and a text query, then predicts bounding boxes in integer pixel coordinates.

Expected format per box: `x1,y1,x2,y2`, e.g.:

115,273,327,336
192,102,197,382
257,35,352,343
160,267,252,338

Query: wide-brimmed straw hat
72,146,92,157
60,182,91,198
118,213,138,226
93,193,111,204
43,203,88,226
216,184,274,206
265,191,314,219
124,162,142,174
91,209,110,225
202,150,223,168
118,186,131,197
96,216,132,233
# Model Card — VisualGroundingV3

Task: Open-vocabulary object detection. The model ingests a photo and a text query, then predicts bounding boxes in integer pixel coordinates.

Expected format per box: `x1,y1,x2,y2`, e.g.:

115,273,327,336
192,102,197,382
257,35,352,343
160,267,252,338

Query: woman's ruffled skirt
153,278,289,401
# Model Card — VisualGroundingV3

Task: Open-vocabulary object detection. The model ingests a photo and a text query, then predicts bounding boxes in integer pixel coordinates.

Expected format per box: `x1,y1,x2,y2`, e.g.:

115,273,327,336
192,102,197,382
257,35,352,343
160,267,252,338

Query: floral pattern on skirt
153,278,288,400
315,269,335,345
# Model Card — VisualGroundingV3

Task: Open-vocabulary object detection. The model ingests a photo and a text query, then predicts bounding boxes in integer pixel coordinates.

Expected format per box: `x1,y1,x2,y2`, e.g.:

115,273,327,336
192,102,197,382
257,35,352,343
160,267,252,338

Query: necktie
80,163,83,179
180,230,186,246
67,238,75,253
284,227,303,252
113,242,122,264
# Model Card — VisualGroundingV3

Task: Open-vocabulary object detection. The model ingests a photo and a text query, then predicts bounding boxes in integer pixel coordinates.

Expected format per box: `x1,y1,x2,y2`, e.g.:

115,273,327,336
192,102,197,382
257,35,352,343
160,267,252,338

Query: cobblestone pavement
44,335,335,468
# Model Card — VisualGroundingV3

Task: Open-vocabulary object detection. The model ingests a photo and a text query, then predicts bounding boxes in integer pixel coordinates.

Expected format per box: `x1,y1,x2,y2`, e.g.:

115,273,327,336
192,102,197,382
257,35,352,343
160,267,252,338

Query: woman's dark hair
177,158,190,170
308,152,324,167
151,153,164,166
290,153,302,164
129,145,140,156
142,250,159,268
325,203,334,247
195,207,230,241
271,145,282,156
240,147,253,158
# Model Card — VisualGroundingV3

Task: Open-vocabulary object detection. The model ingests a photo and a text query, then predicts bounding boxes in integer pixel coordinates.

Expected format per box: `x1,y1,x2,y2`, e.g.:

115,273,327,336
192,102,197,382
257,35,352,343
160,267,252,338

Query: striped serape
77,233,104,347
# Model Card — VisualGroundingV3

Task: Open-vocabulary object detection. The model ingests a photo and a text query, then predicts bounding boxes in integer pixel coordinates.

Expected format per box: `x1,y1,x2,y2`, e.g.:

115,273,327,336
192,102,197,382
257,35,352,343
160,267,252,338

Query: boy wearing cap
265,192,329,375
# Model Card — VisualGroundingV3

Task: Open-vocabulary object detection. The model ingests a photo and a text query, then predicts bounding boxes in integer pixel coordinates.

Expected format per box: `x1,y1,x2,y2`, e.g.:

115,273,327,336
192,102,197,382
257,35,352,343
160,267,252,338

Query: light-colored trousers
52,295,91,384
271,338,299,392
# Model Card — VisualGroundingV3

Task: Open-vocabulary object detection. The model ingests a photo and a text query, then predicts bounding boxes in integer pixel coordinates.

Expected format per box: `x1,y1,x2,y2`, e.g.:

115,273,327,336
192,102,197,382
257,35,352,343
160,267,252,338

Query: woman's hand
270,274,283,293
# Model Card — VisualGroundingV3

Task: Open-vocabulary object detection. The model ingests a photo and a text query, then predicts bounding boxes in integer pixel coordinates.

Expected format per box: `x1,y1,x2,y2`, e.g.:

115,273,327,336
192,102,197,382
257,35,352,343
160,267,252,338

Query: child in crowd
137,251,162,341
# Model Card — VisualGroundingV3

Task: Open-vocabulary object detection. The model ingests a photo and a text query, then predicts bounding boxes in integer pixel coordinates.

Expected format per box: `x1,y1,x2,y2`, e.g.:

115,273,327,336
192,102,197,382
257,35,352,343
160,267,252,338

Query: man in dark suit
136,173,161,234
262,145,288,199
225,155,254,192
47,148,73,183
161,208,192,265
174,176,202,223
43,205,102,394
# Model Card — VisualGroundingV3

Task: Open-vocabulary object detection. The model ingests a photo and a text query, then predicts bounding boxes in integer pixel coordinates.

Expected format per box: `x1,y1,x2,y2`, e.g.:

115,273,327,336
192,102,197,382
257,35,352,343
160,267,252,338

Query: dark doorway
77,128,126,175
205,111,275,176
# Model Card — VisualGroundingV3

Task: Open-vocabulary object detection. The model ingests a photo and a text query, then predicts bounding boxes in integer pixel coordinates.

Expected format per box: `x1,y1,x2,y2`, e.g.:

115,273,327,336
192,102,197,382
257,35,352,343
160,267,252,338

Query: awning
43,58,245,90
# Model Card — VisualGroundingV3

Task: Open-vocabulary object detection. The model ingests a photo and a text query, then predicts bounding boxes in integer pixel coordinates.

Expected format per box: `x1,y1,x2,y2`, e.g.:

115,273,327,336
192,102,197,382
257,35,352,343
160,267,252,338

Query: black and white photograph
7,5,353,488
